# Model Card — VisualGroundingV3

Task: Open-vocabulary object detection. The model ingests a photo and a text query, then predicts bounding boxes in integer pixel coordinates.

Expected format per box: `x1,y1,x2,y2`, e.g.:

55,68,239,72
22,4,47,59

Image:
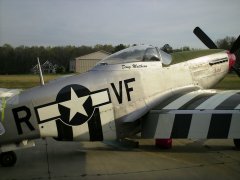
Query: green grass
214,74,240,90
0,74,61,89
171,49,223,64
0,73,239,90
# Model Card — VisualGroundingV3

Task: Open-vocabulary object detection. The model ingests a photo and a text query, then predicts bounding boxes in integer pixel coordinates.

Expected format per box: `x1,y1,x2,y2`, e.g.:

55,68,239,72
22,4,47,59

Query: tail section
0,88,21,136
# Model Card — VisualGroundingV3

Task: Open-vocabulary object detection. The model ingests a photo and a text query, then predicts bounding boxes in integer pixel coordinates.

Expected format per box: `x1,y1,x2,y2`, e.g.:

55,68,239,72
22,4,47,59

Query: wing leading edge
142,90,240,139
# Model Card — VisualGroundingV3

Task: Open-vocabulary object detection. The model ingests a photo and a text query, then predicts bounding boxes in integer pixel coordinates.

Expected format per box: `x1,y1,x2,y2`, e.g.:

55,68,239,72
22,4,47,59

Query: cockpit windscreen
99,45,161,65
98,45,171,65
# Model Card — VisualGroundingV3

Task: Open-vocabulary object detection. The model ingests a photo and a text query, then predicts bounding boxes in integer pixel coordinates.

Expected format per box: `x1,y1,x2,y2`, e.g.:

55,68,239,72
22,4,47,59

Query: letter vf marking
124,78,135,101
111,81,123,104
12,106,35,135
111,78,135,104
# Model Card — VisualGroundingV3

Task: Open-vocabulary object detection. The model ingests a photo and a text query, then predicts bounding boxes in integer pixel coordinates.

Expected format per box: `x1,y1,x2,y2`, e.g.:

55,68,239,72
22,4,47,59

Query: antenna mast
37,57,45,86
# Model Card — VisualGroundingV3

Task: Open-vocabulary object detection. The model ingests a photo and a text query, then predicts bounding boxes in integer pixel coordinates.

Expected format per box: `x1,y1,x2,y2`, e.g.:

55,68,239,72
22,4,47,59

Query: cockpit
98,45,172,65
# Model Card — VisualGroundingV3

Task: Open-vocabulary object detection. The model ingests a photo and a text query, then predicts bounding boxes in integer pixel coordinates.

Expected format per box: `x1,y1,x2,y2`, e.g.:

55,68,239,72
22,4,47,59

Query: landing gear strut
234,139,240,149
0,151,17,167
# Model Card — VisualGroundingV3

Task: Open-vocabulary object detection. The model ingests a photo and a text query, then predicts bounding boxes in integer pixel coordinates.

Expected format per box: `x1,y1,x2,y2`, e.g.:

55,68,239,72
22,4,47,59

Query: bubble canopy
98,45,172,65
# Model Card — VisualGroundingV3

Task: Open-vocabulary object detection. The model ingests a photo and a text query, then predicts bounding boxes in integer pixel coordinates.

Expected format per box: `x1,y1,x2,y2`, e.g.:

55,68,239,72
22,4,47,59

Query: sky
0,0,240,49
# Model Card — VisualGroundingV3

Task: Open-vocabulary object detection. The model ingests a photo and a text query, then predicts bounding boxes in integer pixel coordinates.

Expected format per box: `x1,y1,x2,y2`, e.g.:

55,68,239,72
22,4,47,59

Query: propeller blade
230,35,240,53
193,27,218,49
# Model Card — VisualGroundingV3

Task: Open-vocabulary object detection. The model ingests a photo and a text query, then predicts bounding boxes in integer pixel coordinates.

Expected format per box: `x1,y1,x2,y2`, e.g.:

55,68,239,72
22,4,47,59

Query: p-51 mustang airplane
0,27,240,167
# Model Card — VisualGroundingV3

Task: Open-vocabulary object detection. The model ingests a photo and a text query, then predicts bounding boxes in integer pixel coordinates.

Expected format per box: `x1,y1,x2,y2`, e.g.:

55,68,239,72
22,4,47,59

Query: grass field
0,73,239,90
171,49,223,64
0,74,61,89
214,74,240,90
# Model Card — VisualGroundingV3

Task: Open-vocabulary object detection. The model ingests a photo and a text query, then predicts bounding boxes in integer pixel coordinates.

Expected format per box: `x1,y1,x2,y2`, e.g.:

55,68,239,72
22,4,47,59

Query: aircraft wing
142,89,240,139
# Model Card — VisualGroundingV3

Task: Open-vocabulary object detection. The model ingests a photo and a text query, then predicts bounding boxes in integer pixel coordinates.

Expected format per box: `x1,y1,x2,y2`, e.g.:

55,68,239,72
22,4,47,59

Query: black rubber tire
0,151,17,167
234,139,240,149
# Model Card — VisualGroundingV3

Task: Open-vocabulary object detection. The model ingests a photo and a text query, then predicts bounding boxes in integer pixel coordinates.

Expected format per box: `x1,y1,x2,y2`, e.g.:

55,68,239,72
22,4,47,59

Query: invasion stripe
215,92,240,110
153,92,192,110
235,104,240,109
170,114,192,138
163,91,202,110
179,93,215,110
188,113,211,139
72,122,89,140
228,113,240,138
56,119,73,141
88,108,103,141
154,113,175,139
207,114,232,138
196,91,237,109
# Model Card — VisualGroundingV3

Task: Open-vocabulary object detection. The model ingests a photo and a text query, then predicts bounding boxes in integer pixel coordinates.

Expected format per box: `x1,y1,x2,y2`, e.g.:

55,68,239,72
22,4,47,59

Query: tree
56,66,65,74
112,44,127,53
94,44,114,53
0,43,130,74
216,36,236,50
182,46,190,51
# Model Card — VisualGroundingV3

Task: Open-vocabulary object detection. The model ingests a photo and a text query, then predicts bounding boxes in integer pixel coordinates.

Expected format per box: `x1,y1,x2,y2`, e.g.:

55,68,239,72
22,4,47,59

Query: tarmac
0,138,240,180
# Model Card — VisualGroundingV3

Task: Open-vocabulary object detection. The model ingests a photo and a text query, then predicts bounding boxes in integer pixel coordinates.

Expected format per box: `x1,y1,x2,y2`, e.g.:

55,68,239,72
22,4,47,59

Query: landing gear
155,138,172,149
233,139,240,149
0,151,17,167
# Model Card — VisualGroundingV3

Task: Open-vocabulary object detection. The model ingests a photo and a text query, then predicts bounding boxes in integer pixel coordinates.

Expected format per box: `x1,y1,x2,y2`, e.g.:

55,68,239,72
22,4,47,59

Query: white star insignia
59,88,89,122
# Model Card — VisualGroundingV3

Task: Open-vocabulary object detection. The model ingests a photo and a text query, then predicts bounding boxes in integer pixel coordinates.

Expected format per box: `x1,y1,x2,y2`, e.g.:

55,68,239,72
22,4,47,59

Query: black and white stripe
142,90,240,139
154,90,240,110
142,110,240,139
52,108,105,141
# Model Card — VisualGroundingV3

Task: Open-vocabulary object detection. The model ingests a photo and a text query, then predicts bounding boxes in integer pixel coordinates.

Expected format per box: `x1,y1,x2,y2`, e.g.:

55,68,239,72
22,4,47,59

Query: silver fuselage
0,51,229,145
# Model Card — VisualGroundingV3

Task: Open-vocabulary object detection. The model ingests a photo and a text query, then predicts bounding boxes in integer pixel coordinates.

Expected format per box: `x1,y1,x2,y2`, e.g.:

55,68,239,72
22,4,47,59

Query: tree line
161,36,237,53
0,36,237,74
0,44,127,74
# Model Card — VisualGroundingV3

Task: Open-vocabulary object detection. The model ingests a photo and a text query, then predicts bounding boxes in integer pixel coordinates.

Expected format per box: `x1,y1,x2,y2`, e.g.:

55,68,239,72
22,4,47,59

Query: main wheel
0,151,17,167
234,139,240,149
